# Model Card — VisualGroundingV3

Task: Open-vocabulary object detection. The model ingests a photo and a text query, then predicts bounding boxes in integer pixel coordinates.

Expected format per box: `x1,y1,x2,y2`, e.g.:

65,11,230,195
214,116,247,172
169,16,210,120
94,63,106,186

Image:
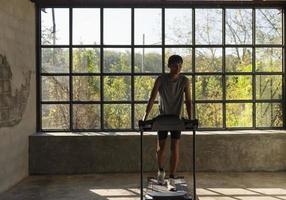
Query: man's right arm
143,77,161,121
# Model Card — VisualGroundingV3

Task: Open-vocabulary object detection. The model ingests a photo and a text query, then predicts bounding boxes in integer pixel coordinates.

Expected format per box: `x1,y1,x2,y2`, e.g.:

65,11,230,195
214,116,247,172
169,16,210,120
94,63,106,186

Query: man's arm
143,77,161,121
184,78,192,120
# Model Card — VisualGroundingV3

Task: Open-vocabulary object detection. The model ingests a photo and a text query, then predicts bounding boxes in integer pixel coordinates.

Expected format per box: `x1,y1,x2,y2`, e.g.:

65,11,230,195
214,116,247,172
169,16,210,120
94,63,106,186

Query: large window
40,8,284,131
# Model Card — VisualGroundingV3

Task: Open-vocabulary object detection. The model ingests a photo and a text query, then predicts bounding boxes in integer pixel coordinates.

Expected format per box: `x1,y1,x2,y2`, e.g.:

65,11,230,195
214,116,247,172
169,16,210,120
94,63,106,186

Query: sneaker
157,170,166,185
168,177,176,191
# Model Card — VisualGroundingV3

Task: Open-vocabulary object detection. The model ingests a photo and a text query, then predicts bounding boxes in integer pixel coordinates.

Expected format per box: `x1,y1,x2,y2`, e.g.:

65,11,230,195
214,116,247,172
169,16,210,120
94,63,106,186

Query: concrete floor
0,172,286,200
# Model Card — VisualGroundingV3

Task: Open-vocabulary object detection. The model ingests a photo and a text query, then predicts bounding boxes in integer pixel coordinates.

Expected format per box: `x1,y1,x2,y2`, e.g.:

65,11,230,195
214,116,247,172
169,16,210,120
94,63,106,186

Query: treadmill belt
145,177,192,200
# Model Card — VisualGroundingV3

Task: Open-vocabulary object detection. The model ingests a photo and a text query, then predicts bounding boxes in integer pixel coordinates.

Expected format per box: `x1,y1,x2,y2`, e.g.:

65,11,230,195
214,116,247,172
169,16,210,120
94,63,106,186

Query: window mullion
253,8,256,128
192,8,196,120
69,8,73,131
283,8,286,129
222,8,226,129
131,8,135,129
100,8,104,130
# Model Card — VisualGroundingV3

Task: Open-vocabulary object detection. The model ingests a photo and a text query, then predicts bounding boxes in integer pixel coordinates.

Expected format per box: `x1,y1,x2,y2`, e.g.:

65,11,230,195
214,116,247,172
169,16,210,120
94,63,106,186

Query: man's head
168,55,183,75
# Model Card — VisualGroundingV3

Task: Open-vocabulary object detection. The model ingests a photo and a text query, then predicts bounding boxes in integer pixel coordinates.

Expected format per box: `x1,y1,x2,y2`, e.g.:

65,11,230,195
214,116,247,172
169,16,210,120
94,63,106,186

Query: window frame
36,5,286,132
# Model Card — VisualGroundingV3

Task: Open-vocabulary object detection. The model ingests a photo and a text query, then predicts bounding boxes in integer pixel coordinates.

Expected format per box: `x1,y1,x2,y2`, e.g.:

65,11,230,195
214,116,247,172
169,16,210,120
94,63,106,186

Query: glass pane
256,48,282,72
226,48,252,72
226,75,252,100
181,75,193,118
73,104,100,129
73,48,100,73
225,9,252,44
104,104,131,129
41,8,69,45
256,9,282,44
165,48,192,73
104,9,131,45
134,48,162,73
195,76,222,100
42,76,69,101
226,103,252,127
73,76,100,101
42,104,69,129
195,9,222,44
256,103,282,127
195,48,222,72
135,9,162,45
135,76,157,101
165,9,192,45
42,48,69,73
73,9,100,45
196,103,223,128
104,76,131,101
134,104,160,128
256,75,282,100
103,48,131,73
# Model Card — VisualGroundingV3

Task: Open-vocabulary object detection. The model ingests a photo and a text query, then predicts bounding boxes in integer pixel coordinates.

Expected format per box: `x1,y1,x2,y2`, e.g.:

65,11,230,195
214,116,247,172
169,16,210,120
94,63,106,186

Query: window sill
34,130,286,136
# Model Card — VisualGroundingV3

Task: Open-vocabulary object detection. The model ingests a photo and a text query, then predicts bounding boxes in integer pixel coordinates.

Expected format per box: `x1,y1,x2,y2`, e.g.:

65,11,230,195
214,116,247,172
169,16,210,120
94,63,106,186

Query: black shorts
158,131,181,140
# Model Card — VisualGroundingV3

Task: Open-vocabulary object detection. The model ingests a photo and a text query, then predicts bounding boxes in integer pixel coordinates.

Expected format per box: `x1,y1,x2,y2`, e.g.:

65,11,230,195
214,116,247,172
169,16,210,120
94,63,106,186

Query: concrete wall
29,131,286,174
0,0,36,193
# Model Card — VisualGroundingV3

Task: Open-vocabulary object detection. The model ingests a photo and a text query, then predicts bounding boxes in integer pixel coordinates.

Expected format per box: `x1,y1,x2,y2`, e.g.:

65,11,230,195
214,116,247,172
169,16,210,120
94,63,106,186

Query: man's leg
157,133,168,184
170,138,180,177
157,138,167,170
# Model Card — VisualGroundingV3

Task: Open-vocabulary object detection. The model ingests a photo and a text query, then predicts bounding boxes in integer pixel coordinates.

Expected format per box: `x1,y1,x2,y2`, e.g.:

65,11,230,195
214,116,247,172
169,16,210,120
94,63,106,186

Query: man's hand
142,113,148,121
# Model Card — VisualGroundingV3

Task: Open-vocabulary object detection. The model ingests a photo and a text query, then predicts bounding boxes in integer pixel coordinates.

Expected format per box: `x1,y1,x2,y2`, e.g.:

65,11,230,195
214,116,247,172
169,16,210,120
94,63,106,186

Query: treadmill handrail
138,114,198,131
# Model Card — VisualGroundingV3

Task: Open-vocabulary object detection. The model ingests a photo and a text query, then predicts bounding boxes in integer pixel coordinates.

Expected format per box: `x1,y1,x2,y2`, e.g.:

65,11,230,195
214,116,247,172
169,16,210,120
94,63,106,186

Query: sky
41,8,282,45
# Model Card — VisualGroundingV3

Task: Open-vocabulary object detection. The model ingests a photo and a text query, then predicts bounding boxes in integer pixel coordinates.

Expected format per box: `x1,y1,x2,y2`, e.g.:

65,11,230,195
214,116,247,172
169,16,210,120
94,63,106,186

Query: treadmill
138,115,199,200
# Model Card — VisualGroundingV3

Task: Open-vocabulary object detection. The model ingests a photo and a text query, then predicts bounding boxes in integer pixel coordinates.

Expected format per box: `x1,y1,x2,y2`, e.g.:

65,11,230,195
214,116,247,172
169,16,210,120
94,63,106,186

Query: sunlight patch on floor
206,188,257,195
198,188,286,200
89,187,286,200
89,188,140,199
247,188,286,195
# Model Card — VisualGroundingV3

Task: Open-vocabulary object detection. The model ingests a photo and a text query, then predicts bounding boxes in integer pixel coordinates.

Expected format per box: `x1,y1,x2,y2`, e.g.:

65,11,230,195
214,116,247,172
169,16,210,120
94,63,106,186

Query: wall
29,131,286,174
0,0,36,193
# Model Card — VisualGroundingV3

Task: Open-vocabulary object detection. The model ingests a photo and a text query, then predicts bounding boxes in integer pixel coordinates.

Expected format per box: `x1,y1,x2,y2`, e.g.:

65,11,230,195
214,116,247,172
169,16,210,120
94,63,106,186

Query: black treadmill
139,115,199,200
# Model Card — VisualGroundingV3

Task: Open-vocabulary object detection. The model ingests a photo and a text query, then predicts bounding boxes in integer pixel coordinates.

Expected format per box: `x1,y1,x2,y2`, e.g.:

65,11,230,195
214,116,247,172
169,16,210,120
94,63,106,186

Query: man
143,55,192,186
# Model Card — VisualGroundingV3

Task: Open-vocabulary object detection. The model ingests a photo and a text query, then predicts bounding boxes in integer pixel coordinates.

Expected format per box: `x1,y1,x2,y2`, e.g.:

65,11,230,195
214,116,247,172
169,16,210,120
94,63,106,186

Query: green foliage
196,104,223,128
42,48,69,73
104,104,131,129
256,103,282,127
226,103,253,127
73,48,100,73
104,50,131,73
134,52,162,73
43,47,283,129
104,76,131,101
196,76,222,100
134,76,156,101
226,75,252,100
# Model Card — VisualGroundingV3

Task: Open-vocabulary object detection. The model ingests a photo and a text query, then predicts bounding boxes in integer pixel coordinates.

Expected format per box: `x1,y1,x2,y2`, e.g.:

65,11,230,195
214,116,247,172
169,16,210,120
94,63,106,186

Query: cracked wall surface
0,55,31,127
0,0,36,193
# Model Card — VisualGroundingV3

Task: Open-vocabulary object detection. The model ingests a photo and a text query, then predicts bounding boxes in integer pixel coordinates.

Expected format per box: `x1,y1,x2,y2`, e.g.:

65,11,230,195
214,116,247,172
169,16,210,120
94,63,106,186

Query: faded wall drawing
0,54,31,127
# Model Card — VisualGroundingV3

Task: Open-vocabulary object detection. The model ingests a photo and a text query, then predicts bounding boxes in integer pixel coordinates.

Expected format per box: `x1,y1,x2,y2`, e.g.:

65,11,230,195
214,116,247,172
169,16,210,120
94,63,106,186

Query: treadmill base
145,176,192,200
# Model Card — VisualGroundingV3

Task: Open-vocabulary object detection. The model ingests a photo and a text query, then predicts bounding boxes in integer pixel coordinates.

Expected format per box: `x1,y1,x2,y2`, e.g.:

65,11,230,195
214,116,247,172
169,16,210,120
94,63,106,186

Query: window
40,7,284,131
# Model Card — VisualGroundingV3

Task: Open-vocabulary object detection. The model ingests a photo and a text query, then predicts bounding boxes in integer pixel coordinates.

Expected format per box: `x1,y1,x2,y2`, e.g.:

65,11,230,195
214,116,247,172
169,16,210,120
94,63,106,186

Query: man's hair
168,55,183,65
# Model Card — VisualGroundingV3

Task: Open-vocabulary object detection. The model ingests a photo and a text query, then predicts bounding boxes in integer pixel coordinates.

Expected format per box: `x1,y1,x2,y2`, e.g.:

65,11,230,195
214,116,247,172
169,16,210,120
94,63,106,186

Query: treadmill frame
139,115,198,200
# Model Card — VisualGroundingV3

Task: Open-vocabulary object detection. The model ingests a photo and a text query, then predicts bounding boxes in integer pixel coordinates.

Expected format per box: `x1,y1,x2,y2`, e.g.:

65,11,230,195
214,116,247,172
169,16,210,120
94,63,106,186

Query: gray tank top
158,74,188,117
